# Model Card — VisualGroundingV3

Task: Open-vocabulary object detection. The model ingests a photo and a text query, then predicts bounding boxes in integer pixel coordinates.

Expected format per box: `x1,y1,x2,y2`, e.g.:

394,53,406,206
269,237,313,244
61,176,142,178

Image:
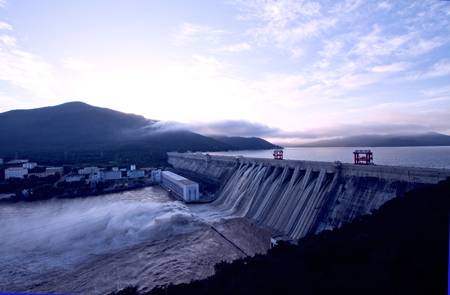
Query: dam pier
168,152,450,240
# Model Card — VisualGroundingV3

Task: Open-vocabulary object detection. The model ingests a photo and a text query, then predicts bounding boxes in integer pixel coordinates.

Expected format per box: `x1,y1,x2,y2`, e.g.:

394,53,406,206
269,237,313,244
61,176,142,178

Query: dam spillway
168,152,450,240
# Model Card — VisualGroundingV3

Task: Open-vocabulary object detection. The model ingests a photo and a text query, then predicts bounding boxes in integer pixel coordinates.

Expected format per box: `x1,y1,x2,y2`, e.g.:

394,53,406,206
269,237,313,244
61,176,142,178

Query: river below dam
0,186,271,294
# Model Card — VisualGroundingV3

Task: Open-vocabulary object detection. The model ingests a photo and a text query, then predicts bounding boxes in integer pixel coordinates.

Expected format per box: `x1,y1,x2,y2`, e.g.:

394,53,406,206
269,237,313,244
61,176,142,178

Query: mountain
297,132,450,147
0,102,236,166
210,135,281,150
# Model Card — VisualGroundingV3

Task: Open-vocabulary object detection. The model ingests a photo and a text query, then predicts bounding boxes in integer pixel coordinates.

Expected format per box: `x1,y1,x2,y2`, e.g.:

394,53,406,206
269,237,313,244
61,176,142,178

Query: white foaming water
0,186,271,294
0,187,232,294
0,199,202,261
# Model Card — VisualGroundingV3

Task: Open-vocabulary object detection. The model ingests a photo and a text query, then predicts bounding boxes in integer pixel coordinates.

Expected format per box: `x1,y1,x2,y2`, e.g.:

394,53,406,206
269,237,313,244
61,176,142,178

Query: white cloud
406,59,450,80
214,43,251,53
370,62,411,72
0,0,7,8
329,0,363,14
0,33,56,99
377,2,392,10
0,93,28,110
423,58,450,78
350,25,412,58
172,22,225,46
421,85,450,97
0,21,12,30
406,37,447,56
60,58,93,70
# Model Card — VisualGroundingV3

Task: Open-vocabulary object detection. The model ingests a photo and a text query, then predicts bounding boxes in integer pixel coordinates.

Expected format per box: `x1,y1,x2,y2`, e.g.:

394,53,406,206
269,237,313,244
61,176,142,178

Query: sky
0,0,450,145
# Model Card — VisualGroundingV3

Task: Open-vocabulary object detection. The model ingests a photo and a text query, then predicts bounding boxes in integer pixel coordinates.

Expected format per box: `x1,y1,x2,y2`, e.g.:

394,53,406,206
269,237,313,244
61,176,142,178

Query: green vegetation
110,178,450,295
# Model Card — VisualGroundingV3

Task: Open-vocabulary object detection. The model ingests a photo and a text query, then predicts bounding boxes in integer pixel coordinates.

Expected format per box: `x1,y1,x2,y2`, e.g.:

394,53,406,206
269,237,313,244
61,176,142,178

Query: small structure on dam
273,149,283,160
353,150,373,165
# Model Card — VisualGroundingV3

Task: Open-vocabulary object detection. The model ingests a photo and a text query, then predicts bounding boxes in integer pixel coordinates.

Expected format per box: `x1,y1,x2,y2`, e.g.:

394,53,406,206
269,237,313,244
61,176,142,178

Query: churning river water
0,186,271,294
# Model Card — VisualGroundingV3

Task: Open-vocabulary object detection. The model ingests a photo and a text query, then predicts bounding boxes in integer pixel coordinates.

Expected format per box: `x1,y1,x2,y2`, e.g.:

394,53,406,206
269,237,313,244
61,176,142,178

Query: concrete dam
168,153,450,240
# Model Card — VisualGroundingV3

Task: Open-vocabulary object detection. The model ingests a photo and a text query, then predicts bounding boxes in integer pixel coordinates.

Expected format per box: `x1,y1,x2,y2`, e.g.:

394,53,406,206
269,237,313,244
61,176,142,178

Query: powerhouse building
161,171,199,202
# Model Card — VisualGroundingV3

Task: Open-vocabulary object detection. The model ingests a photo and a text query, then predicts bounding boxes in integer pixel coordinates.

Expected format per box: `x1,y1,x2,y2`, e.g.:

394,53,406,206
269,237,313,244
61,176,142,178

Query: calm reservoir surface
208,146,450,170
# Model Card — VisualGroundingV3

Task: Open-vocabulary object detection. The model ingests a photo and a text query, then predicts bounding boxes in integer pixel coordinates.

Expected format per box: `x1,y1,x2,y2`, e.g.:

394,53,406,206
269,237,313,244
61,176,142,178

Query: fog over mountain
296,133,450,147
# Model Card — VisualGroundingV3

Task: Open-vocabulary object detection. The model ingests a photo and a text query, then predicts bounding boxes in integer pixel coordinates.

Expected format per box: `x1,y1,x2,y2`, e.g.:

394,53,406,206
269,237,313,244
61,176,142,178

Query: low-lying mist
0,195,206,270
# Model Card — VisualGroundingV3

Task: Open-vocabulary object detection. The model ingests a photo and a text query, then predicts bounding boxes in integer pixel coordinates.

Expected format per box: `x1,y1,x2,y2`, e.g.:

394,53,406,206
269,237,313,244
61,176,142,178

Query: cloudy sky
1,0,449,145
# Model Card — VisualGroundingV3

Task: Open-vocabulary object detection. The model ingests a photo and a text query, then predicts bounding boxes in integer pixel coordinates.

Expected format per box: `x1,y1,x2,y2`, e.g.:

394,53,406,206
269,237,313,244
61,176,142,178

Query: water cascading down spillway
167,153,450,240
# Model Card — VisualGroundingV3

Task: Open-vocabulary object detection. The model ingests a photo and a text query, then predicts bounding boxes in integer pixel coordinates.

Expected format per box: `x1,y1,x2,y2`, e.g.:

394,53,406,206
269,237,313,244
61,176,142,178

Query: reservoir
208,146,450,169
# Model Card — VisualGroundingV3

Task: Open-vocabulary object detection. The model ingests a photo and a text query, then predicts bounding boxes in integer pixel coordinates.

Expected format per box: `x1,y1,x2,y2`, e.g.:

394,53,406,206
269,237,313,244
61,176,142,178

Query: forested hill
297,132,450,147
111,177,450,295
0,102,236,166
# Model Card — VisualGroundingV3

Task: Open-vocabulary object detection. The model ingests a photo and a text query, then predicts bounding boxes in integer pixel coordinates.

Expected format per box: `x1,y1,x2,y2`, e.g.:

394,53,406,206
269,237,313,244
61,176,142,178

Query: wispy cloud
421,85,450,97
370,62,411,73
213,43,251,53
423,58,450,78
405,59,450,80
60,58,93,70
377,2,392,10
0,21,12,30
172,22,225,46
0,31,56,99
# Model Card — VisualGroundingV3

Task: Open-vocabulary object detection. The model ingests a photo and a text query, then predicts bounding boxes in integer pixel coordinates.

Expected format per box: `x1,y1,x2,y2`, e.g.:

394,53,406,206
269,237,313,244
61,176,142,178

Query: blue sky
0,0,449,145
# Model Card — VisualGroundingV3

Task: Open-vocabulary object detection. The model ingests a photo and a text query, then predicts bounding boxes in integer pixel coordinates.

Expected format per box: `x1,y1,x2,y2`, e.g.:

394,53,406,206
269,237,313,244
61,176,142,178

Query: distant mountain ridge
297,133,450,147
0,102,278,166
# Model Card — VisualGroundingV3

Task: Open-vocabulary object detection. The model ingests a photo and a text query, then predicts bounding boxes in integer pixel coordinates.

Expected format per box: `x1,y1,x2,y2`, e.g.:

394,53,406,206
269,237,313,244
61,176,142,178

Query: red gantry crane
353,150,373,165
273,149,283,160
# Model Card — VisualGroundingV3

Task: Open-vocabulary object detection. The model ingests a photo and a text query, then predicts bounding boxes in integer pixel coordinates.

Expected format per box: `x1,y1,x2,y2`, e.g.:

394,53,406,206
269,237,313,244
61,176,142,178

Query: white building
161,171,199,202
99,170,122,180
78,166,100,175
127,170,144,178
151,170,162,182
5,167,28,179
46,167,64,175
23,162,37,169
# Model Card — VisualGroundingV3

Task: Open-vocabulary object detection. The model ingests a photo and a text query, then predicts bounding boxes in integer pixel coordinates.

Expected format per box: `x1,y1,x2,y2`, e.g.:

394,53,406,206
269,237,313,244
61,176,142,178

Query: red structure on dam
353,150,373,165
273,149,283,160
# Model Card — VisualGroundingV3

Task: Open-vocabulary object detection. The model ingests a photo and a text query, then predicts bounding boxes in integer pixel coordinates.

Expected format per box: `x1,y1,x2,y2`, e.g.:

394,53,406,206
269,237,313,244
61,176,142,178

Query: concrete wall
168,153,450,240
